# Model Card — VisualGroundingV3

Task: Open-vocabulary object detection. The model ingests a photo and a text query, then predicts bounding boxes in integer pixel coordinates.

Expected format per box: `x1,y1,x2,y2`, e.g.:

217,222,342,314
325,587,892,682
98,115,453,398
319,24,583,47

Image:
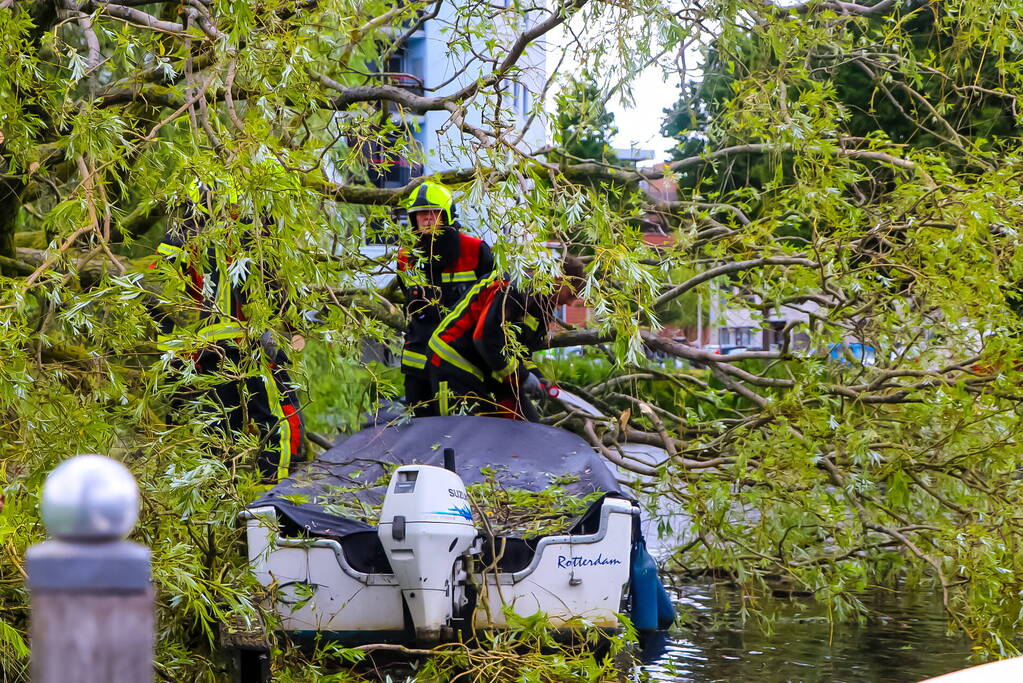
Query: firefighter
154,181,305,483
396,180,494,417
427,256,585,421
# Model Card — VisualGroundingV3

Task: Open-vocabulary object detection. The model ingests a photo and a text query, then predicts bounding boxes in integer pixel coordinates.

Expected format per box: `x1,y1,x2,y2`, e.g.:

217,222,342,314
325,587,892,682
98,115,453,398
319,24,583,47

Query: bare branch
88,1,185,33
448,0,589,104
654,256,818,308
769,0,898,17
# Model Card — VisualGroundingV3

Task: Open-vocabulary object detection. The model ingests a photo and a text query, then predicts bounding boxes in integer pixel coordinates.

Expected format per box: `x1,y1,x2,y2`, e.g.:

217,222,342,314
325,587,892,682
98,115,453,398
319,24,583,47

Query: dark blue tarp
251,416,625,540
251,416,677,626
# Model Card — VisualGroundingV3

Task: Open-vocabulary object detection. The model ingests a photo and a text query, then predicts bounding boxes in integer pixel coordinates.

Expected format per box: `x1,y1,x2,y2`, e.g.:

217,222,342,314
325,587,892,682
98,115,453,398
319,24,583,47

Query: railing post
26,455,153,683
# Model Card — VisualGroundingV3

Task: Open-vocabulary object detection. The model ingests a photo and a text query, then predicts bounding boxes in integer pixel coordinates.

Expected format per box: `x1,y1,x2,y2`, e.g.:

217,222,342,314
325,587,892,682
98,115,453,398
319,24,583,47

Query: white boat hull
922,656,1023,683
243,497,635,638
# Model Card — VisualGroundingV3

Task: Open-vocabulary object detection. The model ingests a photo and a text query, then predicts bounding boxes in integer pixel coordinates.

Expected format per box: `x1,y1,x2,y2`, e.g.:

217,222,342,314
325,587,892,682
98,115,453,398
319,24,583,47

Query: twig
581,419,657,476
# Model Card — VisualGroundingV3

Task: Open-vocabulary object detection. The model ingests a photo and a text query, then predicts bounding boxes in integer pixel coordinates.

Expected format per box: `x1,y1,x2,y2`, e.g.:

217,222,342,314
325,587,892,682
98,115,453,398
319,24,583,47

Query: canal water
613,439,974,682
637,581,974,682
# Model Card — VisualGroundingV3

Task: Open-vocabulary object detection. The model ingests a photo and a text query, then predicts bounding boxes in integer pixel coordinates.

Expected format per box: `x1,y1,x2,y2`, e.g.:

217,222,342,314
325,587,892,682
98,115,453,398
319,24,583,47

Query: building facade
356,6,547,288
367,7,546,228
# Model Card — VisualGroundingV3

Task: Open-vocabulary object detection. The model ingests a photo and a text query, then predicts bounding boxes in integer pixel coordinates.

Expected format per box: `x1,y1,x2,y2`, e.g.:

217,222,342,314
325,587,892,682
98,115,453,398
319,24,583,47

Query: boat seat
338,531,393,574
478,536,541,573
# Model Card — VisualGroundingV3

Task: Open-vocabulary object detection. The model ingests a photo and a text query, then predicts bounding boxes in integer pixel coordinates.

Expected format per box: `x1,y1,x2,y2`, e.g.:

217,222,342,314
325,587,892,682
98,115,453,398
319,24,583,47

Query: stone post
26,455,153,683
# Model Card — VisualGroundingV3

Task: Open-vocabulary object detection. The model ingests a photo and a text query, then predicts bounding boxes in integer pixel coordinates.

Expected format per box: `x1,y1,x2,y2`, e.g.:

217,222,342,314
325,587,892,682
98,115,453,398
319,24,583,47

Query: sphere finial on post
41,454,139,542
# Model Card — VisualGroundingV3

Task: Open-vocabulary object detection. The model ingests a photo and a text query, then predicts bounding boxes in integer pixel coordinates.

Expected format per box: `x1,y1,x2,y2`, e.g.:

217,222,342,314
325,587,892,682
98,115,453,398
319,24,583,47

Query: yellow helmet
402,180,455,225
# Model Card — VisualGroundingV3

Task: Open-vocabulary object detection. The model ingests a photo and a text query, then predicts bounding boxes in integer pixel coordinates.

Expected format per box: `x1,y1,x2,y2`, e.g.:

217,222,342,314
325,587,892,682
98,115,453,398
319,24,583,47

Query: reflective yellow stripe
402,350,428,370
428,336,484,381
277,421,292,482
493,361,517,381
215,246,232,316
259,364,292,483
434,272,499,332
157,243,183,257
157,322,244,351
441,271,476,283
198,321,245,340
156,335,191,351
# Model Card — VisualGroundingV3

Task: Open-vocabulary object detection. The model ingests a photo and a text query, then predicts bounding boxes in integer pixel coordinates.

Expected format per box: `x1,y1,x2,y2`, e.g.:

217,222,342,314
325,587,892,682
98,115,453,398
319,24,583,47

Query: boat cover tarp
251,416,626,541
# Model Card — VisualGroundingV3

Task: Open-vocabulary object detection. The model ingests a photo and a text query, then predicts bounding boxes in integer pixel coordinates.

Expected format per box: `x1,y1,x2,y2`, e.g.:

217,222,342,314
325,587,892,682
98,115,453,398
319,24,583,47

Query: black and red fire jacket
427,275,551,389
397,224,494,375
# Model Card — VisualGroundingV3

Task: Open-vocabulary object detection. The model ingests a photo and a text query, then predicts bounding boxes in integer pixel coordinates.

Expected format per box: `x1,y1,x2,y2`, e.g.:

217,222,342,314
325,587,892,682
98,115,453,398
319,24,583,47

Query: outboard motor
378,463,477,643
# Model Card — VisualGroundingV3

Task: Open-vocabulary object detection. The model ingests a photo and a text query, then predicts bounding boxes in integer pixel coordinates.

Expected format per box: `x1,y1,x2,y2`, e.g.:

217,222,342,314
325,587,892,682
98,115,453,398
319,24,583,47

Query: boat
921,656,1023,682
240,415,674,650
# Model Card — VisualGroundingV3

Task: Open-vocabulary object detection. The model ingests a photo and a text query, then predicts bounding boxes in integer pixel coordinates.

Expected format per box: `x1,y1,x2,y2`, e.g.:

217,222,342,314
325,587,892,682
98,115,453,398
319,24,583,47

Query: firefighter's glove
521,371,545,400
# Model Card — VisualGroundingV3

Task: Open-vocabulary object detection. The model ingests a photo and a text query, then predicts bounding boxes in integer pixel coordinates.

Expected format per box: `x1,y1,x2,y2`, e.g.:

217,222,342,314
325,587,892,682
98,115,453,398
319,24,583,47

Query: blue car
827,343,877,365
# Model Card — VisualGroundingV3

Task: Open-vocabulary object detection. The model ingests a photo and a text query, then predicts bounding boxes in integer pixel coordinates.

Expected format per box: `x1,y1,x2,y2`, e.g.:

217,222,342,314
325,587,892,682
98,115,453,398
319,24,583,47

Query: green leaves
66,108,129,165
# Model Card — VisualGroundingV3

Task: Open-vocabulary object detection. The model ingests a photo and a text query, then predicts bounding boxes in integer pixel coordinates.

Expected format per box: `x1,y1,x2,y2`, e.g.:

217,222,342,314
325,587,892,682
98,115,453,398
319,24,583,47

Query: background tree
553,73,619,164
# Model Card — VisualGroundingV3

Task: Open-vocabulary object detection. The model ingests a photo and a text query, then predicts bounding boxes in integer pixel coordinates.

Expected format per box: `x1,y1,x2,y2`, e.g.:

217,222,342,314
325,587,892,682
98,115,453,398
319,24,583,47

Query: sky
607,70,682,166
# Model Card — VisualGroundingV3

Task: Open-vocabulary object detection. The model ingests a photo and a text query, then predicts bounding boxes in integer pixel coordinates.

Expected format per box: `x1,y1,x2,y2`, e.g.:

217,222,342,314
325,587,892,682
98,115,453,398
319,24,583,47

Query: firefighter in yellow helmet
395,180,494,417
154,178,305,483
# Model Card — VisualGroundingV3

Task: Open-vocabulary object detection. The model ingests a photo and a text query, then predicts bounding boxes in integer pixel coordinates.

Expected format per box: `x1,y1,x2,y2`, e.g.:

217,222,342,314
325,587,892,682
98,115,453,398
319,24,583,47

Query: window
720,327,754,347
764,321,788,349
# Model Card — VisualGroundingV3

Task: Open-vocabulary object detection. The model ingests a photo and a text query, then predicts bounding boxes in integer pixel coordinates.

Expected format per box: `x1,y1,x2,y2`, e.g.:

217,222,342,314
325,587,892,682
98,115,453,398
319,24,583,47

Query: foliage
268,609,633,682
413,608,634,683
301,341,402,438
468,467,604,537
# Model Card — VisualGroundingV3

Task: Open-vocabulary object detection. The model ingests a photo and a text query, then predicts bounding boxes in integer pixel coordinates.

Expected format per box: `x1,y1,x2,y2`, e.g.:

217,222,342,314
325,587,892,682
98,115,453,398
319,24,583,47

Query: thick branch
771,0,898,17
88,1,185,33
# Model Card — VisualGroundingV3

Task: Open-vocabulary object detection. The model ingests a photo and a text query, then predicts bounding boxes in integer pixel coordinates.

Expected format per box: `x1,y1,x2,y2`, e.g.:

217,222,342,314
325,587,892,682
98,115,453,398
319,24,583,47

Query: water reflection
639,582,973,682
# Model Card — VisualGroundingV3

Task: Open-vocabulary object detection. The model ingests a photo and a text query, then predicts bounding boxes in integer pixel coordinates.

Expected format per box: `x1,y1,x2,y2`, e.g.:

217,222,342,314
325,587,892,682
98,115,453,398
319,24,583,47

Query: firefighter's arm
393,247,411,298
383,274,404,301
154,229,186,263
393,247,434,320
475,240,495,279
152,218,200,279
473,288,530,383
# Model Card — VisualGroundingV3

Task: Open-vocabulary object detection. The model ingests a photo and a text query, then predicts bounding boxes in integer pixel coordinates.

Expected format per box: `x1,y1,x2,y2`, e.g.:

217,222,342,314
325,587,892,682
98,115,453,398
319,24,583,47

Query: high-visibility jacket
428,275,550,387
153,216,303,482
153,217,248,351
397,225,494,375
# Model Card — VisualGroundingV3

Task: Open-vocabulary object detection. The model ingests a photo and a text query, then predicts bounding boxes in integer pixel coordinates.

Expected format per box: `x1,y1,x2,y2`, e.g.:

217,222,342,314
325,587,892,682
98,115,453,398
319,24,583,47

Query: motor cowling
378,464,477,643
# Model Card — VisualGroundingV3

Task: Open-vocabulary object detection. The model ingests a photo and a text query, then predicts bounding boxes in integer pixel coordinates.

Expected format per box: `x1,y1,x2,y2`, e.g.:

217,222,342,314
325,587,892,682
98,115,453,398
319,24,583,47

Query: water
638,582,974,682
613,447,973,681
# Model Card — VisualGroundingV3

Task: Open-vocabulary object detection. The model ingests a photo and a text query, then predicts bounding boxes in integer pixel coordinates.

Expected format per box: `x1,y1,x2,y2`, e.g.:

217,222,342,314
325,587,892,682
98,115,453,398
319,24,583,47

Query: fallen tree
3,0,1023,677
